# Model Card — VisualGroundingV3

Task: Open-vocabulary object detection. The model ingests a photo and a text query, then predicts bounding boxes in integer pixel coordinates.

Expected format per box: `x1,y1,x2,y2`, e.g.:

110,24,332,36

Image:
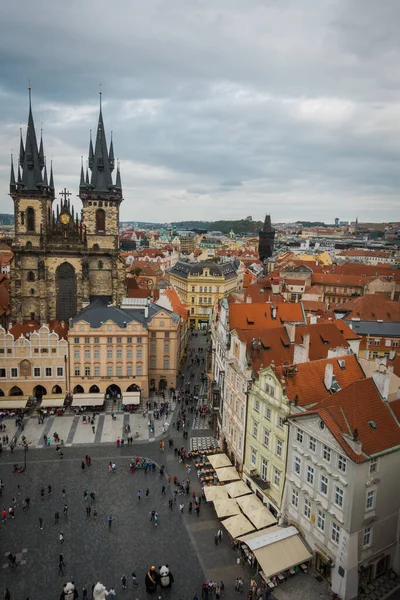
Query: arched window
98,261,103,269
56,262,77,322
93,243,100,250
27,207,35,232
27,271,35,281
30,288,35,295
26,241,32,249
73,385,84,394
96,209,105,233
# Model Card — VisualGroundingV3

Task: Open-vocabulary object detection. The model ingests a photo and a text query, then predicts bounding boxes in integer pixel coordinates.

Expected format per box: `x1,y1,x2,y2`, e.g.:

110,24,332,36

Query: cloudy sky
0,0,399,223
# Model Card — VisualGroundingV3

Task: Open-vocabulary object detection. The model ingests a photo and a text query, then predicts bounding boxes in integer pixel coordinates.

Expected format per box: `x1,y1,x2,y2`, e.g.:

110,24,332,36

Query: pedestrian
195,503,200,517
63,504,68,515
145,488,150,499
131,570,139,586
137,490,141,500
82,588,88,600
161,485,166,496
8,506,14,519
90,491,96,503
54,511,60,524
48,484,52,496
121,575,127,590
217,529,223,541
2,508,6,523
179,503,184,513
116,438,120,448
59,531,64,543
150,509,155,522
154,512,158,526
108,588,115,600
40,487,45,500
61,487,66,498
214,534,218,545
4,589,10,600
108,514,113,528
39,516,43,529
84,490,88,502
216,585,221,600
58,554,65,575
81,461,85,471
189,502,193,513
92,425,95,434
168,499,173,510
93,507,97,519
220,581,225,595
86,506,91,517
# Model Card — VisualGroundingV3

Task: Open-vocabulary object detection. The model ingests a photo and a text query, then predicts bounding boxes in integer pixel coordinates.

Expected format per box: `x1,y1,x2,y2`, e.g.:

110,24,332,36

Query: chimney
144,306,149,318
246,296,252,304
372,369,390,400
293,333,310,365
303,333,310,360
324,363,333,390
285,323,296,343
271,306,277,320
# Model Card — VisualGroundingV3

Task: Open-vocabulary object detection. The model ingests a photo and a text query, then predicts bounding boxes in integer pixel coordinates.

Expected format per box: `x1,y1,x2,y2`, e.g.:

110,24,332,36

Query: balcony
249,470,270,491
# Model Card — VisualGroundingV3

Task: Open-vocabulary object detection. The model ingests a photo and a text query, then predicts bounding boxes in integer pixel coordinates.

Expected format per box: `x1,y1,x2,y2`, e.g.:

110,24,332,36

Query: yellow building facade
168,261,238,330
243,366,289,518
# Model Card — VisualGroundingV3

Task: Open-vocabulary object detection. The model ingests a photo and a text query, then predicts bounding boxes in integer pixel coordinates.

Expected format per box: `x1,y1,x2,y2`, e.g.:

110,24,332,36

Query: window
306,465,314,485
84,367,90,376
74,337,79,344
216,286,220,293
366,490,375,510
254,399,260,412
291,488,299,507
252,421,258,438
150,359,156,369
27,271,35,281
151,332,156,338
208,298,212,304
137,348,143,359
136,365,143,376
331,522,340,545
96,208,105,232
273,468,281,487
116,350,122,359
127,336,132,344
116,366,122,376
74,367,80,376
363,527,372,548
116,337,122,344
276,439,283,457
263,429,269,447
369,458,378,474
296,428,304,443
265,408,271,421
107,350,113,359
94,349,100,359
127,365,133,376
94,366,100,377
304,498,311,519
126,349,132,359
294,456,301,474
309,436,316,452
27,207,35,231
338,455,347,473
317,510,325,532
199,286,203,293
374,339,380,346
151,343,157,354
164,359,170,370
322,445,331,462
107,337,112,344
251,448,257,465
278,417,285,428
57,367,63,377
320,475,328,495
164,344,170,354
335,486,344,508
94,337,100,344
240,407,244,421
107,366,112,377
33,367,40,377
84,349,90,360
261,458,268,481
137,336,142,343
84,337,90,344
191,286,195,292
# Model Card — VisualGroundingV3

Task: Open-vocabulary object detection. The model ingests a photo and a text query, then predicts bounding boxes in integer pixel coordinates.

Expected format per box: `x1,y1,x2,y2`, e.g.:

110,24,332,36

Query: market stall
40,395,66,414
224,480,253,499
213,498,241,519
72,394,105,409
215,466,240,482
222,513,255,538
0,397,29,411
207,453,232,469
122,391,140,411
203,485,229,503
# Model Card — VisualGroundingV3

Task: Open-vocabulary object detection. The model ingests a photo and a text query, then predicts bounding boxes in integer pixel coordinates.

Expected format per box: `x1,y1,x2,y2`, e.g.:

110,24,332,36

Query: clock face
60,213,70,225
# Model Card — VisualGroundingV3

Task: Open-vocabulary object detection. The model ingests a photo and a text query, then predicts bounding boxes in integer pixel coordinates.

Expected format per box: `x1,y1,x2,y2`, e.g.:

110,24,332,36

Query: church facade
9,92,126,324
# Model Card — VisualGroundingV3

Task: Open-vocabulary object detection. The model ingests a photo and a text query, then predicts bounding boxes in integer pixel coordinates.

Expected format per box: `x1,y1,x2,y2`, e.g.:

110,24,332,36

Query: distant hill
0,214,14,226
171,220,263,234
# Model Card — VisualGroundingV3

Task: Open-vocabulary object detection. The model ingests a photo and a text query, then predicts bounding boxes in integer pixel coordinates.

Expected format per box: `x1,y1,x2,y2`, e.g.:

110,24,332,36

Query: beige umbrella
208,453,232,469
236,494,264,513
213,498,241,519
215,467,240,482
203,486,229,503
223,514,255,538
224,480,253,498
246,507,277,530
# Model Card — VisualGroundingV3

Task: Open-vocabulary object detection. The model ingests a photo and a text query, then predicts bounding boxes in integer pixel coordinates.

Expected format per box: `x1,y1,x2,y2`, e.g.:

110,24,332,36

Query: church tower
9,90,126,324
258,214,275,262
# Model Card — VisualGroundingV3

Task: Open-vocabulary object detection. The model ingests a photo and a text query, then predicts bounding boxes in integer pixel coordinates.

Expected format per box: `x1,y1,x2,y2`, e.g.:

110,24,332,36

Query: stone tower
258,214,275,261
9,90,126,324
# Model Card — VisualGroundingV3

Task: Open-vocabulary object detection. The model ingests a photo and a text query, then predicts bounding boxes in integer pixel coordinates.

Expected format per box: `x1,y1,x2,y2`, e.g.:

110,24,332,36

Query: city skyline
1,0,400,223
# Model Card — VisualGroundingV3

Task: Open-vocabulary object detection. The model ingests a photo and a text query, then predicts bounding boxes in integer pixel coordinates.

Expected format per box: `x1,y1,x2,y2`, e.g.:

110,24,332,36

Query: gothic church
9,91,126,324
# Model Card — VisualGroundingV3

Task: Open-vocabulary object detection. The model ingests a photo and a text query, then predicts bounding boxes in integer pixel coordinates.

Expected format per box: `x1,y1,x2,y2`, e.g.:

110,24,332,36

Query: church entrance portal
56,262,77,322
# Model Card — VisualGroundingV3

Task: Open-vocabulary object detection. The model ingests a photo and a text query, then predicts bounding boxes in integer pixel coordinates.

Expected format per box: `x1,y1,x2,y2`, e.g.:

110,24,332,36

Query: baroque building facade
9,91,126,324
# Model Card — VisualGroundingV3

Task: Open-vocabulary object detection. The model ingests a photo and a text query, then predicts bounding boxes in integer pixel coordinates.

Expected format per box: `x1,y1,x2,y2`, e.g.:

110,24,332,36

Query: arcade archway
34,385,47,400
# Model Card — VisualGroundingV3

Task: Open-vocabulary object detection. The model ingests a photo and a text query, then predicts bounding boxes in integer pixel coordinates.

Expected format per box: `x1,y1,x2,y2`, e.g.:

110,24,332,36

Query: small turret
10,155,16,191
42,161,48,187
49,161,54,190
115,160,122,189
88,131,94,169
109,134,115,172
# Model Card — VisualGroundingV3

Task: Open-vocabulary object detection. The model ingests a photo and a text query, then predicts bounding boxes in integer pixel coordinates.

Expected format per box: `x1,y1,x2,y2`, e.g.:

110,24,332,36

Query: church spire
43,161,48,187
19,128,24,165
88,90,114,192
49,160,54,189
38,129,45,169
80,157,85,187
109,132,115,172
10,155,16,191
19,85,45,190
88,130,94,169
115,159,122,189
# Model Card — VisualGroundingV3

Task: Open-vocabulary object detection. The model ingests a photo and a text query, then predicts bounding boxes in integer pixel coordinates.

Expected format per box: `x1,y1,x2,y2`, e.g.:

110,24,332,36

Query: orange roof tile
334,294,400,322
302,300,326,313
312,273,372,287
164,287,189,321
332,319,362,340
276,355,365,408
387,354,400,378
229,302,305,330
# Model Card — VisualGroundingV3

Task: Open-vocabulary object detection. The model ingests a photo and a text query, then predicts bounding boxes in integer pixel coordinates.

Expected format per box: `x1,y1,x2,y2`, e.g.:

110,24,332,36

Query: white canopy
222,514,255,538
203,486,229,503
0,397,29,409
72,394,105,407
224,480,253,499
213,498,241,519
41,395,66,408
207,453,232,469
122,392,140,405
215,467,240,482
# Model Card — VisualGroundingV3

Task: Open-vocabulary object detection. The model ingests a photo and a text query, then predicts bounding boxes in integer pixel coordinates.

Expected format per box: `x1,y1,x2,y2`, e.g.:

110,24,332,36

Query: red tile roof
163,287,189,321
302,300,326,313
276,355,365,408
292,378,400,461
229,302,305,330
312,273,372,287
334,294,400,322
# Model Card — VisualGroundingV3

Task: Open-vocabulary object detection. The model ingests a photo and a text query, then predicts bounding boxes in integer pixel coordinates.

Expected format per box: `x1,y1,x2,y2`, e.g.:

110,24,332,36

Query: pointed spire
85,164,89,185
43,161,48,186
88,130,94,169
38,129,45,169
18,165,22,184
90,91,114,192
109,132,115,172
49,161,54,189
10,155,16,190
19,129,25,165
80,157,85,187
20,84,44,190
115,160,122,189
